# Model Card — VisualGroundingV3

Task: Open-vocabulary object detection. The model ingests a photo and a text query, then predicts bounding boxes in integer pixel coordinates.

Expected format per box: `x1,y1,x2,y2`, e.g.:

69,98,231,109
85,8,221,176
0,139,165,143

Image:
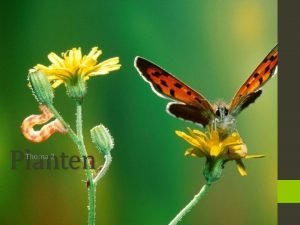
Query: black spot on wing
174,83,183,88
269,55,277,62
259,77,263,84
170,89,175,97
152,71,162,77
264,65,270,73
160,80,168,87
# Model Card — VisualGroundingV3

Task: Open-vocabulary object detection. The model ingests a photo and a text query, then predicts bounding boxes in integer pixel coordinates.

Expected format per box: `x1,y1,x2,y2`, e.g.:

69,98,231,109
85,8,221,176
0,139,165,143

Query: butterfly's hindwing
231,90,263,116
229,46,278,114
167,103,211,126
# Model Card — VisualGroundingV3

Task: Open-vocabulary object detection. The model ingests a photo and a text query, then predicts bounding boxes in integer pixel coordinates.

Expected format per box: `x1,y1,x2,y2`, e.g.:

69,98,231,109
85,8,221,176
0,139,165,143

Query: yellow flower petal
210,145,221,157
222,132,242,147
42,68,72,78
185,147,205,157
74,48,82,66
80,47,101,67
191,129,207,138
52,80,64,88
245,154,265,159
187,128,209,148
48,52,65,67
87,47,102,60
228,143,247,157
88,57,121,75
236,159,247,176
187,127,206,139
88,64,121,76
210,130,220,143
175,131,201,148
81,56,97,67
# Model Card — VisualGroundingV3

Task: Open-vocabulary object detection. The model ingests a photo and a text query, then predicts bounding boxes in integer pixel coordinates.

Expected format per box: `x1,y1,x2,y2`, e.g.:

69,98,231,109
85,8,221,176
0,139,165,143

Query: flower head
176,128,264,182
31,47,121,99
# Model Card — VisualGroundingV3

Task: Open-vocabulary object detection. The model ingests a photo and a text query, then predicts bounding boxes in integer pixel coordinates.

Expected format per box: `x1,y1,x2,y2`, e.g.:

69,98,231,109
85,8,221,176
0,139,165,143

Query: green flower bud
28,71,54,105
91,124,114,155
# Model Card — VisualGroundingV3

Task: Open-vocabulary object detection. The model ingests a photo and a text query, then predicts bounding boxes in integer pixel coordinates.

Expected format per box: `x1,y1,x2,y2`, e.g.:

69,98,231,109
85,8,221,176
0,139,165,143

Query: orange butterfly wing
229,45,278,114
135,57,215,125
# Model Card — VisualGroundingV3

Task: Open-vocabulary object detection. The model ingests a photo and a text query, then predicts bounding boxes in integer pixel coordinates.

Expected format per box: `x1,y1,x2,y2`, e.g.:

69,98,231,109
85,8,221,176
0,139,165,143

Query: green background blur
0,0,277,224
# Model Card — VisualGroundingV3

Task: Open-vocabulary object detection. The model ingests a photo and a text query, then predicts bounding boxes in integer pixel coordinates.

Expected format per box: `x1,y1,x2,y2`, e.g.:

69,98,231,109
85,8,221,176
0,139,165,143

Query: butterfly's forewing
134,57,215,126
229,45,278,115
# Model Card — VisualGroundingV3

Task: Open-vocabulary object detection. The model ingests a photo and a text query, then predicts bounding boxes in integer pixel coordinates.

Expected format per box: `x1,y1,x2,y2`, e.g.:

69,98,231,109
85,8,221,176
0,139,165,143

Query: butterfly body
213,104,236,131
134,46,278,132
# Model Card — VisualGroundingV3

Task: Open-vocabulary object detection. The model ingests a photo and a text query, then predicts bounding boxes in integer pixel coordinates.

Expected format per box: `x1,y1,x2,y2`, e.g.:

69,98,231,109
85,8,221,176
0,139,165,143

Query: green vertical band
278,180,300,203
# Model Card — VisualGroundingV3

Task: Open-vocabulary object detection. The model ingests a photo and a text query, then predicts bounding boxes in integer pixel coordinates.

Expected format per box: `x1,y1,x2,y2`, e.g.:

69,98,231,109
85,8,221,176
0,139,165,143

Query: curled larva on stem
21,105,66,143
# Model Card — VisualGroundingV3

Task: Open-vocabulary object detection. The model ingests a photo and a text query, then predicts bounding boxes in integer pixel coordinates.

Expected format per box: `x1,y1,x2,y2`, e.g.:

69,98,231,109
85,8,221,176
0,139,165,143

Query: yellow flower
31,47,121,99
176,128,264,177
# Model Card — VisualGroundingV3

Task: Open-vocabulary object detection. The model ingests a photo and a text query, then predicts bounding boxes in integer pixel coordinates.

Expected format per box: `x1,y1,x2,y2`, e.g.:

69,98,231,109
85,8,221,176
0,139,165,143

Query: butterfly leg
211,118,219,131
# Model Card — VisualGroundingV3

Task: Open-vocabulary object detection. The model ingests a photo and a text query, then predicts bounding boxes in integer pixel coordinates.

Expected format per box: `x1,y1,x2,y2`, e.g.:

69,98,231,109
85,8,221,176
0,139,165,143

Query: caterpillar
21,105,66,143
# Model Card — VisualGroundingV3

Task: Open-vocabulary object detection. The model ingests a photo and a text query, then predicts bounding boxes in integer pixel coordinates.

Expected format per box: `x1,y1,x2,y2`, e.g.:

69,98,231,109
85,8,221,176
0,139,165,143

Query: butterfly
134,46,278,132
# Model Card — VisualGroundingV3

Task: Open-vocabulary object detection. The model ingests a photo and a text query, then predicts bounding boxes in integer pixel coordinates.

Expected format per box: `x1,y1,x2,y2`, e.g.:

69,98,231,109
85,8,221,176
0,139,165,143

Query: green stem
48,103,96,225
47,104,78,144
93,153,112,185
76,102,96,225
168,183,211,225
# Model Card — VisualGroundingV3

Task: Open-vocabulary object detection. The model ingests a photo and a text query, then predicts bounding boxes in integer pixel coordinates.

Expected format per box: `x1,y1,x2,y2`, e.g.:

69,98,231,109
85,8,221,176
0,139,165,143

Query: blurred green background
0,0,277,224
